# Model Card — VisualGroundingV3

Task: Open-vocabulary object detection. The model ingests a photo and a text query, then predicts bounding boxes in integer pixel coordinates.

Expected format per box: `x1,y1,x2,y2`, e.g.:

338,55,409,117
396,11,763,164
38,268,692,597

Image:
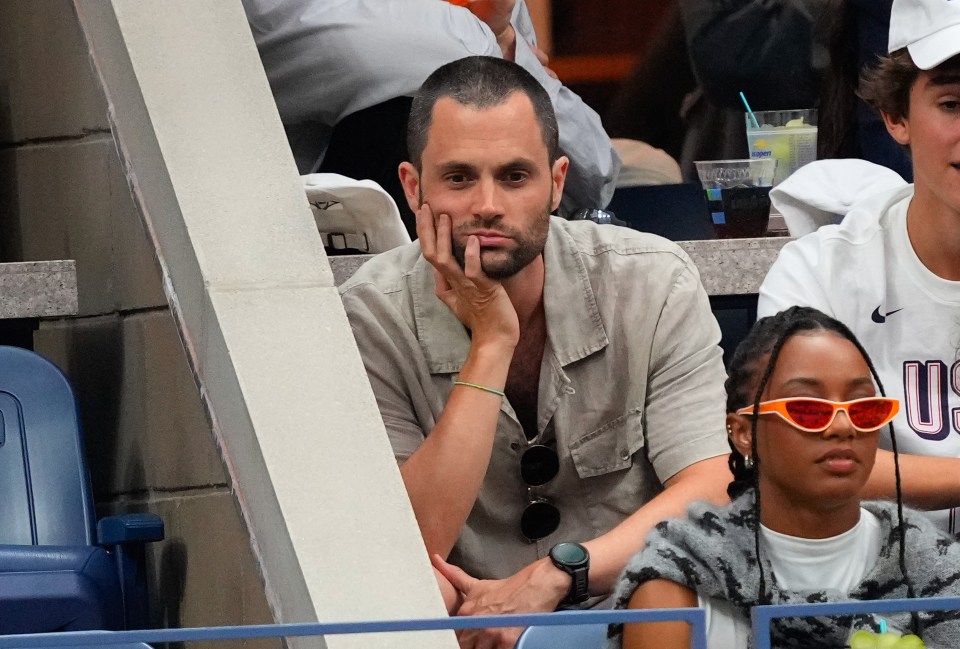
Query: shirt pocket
569,407,645,478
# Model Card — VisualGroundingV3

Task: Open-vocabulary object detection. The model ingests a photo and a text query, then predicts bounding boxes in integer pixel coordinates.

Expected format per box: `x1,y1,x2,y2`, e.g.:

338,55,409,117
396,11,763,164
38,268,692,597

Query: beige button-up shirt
340,217,728,580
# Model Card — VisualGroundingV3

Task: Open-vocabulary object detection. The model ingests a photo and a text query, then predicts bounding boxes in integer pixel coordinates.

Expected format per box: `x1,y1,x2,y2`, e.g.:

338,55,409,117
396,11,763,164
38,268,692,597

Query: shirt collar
410,217,609,374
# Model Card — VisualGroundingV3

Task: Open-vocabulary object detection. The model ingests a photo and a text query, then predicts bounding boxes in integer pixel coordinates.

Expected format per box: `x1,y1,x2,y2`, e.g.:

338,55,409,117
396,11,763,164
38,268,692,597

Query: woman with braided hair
607,307,960,649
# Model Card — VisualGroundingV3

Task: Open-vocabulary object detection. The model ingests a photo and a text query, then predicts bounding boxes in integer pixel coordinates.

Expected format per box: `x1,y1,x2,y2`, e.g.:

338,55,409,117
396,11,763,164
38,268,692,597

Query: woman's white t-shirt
701,508,883,647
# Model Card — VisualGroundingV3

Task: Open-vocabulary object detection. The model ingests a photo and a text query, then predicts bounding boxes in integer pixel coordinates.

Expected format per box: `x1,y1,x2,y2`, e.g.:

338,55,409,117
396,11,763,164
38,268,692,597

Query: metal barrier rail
751,596,960,649
0,608,707,649
6,597,958,649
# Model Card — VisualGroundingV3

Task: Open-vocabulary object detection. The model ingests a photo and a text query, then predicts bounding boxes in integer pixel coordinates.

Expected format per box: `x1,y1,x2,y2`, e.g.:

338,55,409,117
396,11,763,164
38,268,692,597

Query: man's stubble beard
417,178,554,279
451,190,553,280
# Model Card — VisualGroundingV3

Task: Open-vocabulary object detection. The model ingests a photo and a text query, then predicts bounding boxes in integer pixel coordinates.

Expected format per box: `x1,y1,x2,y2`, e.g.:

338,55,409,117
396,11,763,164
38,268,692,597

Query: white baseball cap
889,0,960,69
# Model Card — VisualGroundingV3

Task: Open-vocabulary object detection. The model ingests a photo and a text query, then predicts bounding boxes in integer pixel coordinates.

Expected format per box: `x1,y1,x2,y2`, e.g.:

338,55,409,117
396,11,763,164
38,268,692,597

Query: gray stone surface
328,236,793,296
678,237,791,296
0,137,167,317
0,259,78,318
0,0,109,144
35,309,227,498
101,488,280,648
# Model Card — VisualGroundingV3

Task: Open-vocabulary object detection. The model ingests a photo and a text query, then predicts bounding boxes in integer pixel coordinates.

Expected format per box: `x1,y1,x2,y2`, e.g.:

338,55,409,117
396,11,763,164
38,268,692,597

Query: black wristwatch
549,542,590,605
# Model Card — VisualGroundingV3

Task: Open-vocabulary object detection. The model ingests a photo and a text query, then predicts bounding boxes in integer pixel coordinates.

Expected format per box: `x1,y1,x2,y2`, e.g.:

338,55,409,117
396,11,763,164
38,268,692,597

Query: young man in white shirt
759,0,960,533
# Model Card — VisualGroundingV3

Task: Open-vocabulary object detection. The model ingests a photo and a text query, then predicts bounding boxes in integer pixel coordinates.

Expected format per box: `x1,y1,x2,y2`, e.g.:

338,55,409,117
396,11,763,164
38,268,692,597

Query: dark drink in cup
696,159,776,239
711,187,772,238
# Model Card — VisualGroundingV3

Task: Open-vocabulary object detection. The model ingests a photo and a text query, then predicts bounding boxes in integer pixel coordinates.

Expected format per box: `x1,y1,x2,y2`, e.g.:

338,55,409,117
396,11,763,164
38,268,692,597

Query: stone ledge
0,260,79,318
679,237,791,296
327,237,792,297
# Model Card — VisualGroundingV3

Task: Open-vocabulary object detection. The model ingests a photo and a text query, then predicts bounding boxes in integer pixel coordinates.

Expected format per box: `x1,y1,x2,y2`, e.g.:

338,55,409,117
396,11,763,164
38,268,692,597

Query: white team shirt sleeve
757,237,836,319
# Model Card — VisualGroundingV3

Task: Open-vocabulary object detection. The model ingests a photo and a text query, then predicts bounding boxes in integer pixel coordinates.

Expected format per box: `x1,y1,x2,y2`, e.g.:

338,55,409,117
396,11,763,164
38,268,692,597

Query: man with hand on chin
340,56,730,649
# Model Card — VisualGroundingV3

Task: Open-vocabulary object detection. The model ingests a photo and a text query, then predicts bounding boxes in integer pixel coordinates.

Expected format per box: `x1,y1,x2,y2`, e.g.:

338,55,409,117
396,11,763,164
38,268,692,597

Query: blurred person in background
818,0,912,180
610,0,910,182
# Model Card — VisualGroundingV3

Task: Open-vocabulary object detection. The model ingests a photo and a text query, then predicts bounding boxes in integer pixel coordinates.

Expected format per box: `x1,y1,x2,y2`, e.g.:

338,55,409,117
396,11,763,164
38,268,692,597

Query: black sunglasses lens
521,500,561,541
521,444,559,486
519,445,561,541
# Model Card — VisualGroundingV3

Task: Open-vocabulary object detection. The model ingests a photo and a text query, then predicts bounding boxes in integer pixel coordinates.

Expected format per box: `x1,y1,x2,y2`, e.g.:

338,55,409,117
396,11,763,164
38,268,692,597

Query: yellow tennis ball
849,630,879,649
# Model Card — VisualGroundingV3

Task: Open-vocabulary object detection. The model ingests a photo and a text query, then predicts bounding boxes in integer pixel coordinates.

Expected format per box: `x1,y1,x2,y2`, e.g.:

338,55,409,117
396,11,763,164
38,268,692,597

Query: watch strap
564,564,589,604
549,542,590,605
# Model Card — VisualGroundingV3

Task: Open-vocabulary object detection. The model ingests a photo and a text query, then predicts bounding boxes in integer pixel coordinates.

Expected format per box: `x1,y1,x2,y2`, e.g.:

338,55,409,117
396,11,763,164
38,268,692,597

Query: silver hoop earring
744,455,754,469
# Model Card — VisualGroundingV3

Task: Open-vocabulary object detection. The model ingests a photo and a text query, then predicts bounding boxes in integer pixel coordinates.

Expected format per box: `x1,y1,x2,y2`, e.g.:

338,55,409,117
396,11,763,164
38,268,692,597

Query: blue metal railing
3,597,958,648
0,608,707,649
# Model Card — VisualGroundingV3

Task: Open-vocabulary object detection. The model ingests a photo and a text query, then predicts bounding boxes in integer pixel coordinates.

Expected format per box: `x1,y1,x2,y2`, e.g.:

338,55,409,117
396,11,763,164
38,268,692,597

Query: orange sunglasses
735,397,900,433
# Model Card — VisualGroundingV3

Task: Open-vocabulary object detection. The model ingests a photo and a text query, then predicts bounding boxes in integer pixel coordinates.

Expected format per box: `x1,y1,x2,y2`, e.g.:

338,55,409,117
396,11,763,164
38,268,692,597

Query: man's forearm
865,449,960,510
400,341,514,558
582,455,730,593
435,454,731,627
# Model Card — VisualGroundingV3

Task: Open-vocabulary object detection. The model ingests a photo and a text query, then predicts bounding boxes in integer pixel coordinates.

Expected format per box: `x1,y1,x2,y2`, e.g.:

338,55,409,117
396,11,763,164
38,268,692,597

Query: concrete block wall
0,1,277,641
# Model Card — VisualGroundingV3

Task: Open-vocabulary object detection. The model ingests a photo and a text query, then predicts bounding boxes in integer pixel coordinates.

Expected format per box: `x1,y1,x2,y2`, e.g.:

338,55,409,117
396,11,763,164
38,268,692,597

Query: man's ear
550,155,569,213
881,110,911,146
398,161,422,214
727,413,754,460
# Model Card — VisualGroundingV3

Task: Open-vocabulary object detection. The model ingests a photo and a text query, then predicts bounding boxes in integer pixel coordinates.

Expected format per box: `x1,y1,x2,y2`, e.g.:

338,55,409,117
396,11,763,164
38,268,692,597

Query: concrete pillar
65,1,453,647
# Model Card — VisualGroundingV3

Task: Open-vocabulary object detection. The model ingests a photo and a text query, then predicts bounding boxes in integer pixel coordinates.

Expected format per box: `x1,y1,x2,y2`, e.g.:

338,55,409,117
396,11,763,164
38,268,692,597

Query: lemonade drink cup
745,109,817,185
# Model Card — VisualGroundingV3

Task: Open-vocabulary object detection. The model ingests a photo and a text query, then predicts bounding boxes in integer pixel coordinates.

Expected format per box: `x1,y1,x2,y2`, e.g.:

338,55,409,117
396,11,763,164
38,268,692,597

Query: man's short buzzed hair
406,56,560,169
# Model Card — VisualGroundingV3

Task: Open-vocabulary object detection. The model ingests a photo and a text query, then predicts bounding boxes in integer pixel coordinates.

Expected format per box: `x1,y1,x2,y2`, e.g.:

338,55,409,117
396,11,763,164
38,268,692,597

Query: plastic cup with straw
740,91,817,184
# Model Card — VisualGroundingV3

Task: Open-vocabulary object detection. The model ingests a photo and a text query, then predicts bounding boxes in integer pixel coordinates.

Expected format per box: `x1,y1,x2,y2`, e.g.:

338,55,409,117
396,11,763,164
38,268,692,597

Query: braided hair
724,306,919,632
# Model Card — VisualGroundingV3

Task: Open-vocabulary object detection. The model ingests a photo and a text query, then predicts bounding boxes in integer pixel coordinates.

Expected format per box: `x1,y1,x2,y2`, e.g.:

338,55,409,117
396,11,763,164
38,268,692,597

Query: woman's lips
816,448,859,474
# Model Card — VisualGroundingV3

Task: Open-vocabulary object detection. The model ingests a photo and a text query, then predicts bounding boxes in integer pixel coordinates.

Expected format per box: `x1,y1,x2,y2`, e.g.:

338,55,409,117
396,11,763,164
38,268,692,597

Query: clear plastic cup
694,159,778,190
745,109,817,185
694,159,777,239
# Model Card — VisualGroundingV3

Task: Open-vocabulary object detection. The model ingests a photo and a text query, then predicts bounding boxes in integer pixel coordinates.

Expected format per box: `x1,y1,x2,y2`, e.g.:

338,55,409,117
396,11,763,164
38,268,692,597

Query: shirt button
510,442,521,452
564,386,576,395
620,449,630,461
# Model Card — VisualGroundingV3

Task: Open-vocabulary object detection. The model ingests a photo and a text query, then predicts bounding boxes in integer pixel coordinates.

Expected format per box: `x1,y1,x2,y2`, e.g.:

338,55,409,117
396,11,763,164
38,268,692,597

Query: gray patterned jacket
608,494,960,648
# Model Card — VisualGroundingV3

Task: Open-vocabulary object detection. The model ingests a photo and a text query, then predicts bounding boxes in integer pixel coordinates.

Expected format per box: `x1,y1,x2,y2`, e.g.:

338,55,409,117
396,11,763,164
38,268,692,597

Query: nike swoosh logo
871,306,903,323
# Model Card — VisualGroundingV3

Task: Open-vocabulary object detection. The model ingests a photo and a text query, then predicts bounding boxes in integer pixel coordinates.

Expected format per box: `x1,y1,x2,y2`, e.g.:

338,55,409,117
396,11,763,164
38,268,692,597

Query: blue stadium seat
0,346,163,633
514,621,608,649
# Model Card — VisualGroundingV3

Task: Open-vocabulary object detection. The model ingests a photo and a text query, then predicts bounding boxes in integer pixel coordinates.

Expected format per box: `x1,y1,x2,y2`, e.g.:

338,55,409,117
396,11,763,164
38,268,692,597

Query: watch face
552,542,588,565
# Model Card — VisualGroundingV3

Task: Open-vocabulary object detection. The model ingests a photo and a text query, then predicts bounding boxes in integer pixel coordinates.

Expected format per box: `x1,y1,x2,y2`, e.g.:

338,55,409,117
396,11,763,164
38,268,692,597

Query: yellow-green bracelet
453,381,506,398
